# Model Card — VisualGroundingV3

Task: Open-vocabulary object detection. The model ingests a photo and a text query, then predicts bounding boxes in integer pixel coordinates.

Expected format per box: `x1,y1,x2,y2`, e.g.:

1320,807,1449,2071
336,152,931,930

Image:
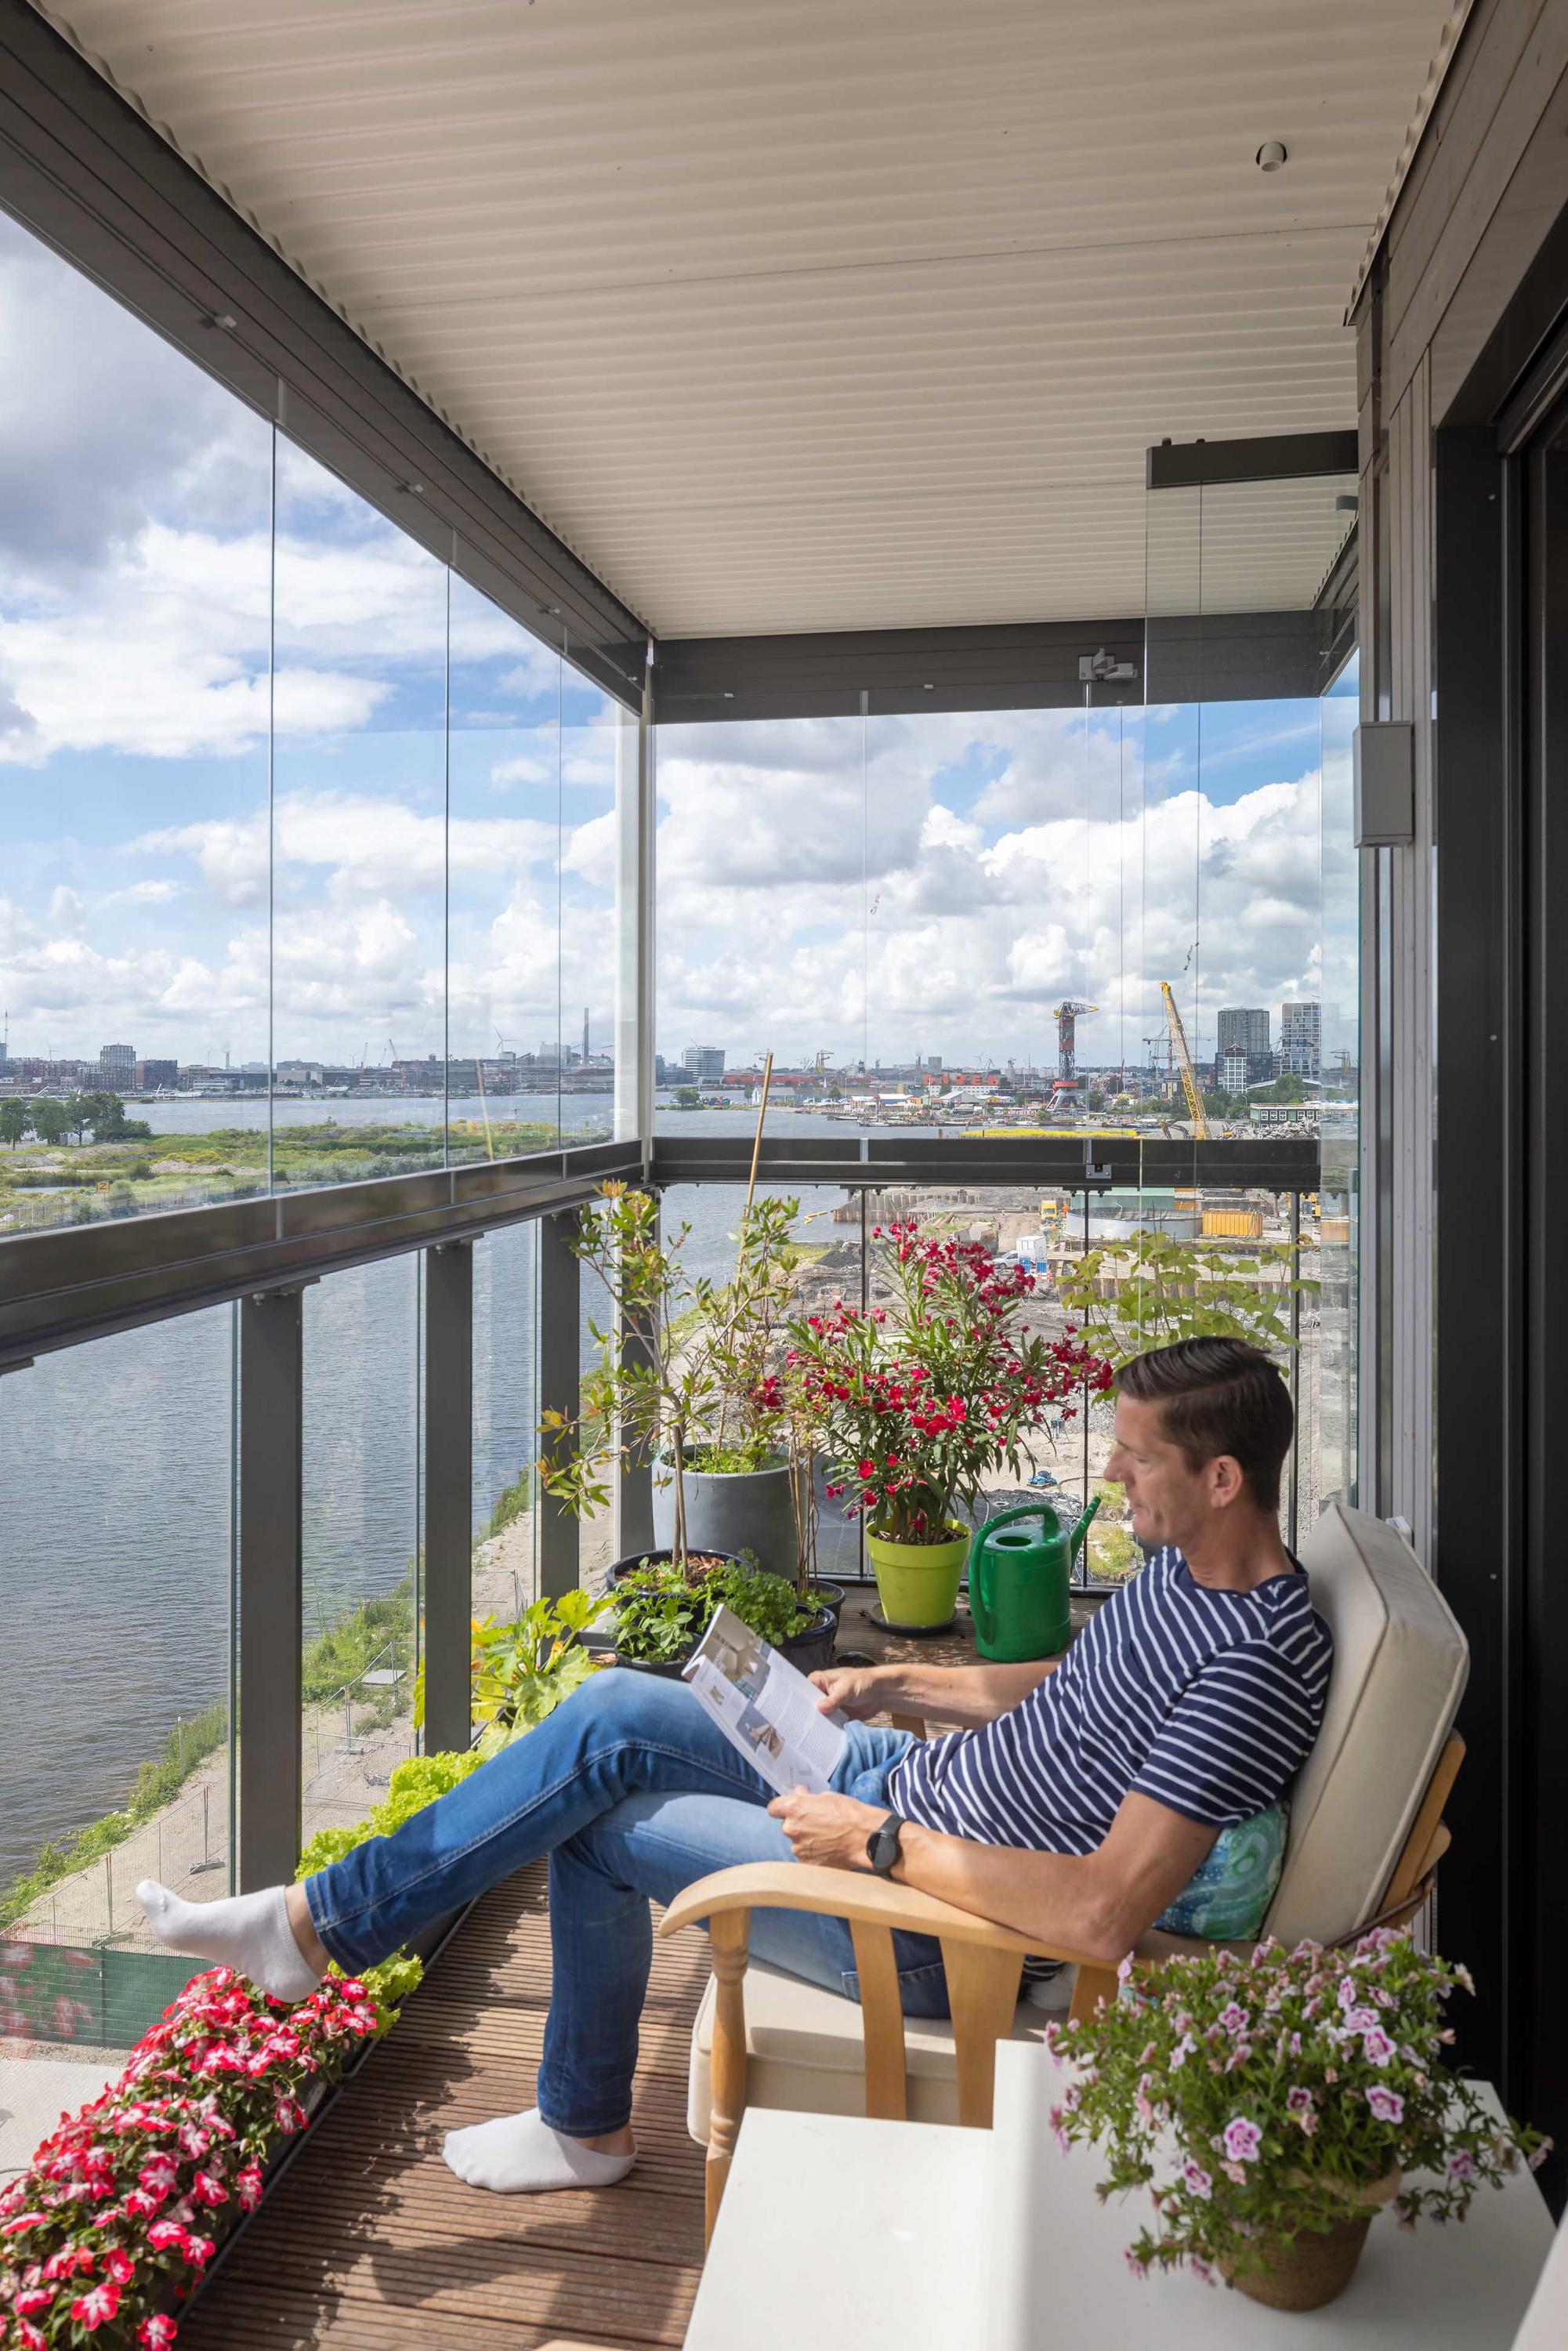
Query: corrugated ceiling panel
42,0,1461,633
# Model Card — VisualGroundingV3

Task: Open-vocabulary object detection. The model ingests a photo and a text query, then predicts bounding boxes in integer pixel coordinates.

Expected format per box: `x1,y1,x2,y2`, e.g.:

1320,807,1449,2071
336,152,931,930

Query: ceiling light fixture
1255,140,1287,172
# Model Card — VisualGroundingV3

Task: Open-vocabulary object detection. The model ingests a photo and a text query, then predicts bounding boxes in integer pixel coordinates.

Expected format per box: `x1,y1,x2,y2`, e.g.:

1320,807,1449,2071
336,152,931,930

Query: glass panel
651,716,868,1128
1316,650,1360,1509
560,648,619,1148
0,1306,236,2045
300,1257,422,1844
270,440,449,1186
473,1220,540,1625
447,573,563,1158
0,212,273,1231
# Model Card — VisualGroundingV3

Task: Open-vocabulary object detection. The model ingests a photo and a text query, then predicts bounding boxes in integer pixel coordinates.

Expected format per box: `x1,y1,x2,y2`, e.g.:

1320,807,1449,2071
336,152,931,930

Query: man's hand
809,1663,889,1720
768,1787,888,1869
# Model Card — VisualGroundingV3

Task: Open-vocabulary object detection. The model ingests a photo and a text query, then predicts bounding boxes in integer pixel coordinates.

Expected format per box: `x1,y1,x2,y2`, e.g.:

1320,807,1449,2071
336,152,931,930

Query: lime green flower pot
865,1523,969,1631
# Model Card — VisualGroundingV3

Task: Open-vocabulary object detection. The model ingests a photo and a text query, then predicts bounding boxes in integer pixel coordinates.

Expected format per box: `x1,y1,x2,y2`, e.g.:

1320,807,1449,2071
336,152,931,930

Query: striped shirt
886,1547,1332,1853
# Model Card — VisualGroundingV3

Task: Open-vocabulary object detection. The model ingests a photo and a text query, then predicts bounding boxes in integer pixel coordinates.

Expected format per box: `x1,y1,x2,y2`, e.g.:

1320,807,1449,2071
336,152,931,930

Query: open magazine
682,1603,849,1796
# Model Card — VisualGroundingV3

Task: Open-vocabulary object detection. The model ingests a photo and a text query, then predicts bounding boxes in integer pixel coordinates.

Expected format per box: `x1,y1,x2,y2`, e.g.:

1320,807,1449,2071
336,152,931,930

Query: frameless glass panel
652,716,867,1128
447,574,563,1158
0,213,273,1232
0,1306,236,2045
472,1219,540,1625
270,438,449,1187
560,647,619,1148
300,1256,422,1843
1316,650,1360,1509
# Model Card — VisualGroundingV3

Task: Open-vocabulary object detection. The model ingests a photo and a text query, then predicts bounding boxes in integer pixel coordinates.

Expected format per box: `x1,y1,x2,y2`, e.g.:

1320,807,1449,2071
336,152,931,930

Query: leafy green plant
1057,1227,1318,1370
296,1748,484,1880
1048,1929,1545,2289
612,1556,817,1665
469,1589,614,1757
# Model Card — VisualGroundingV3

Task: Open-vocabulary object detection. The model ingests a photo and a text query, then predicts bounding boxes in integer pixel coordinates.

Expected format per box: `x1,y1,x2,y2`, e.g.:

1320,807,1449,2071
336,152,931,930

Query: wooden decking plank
178,1869,709,2350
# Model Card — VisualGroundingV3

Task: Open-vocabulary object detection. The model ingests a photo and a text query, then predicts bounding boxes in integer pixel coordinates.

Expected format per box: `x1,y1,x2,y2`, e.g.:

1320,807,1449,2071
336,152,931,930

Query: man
139,1335,1331,2197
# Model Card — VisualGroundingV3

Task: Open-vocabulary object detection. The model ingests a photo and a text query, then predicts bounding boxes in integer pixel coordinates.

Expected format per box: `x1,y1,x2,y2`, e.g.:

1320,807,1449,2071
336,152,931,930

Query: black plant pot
607,1550,837,1679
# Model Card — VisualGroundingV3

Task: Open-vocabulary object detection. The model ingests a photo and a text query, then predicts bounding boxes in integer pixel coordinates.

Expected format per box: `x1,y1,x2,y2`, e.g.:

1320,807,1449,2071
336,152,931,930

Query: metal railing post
539,1209,582,1598
422,1240,474,1756
237,1285,305,1889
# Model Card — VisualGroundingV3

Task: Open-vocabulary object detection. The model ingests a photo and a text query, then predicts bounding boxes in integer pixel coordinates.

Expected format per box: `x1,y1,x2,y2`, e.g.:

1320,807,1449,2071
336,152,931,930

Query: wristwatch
865,1813,907,1878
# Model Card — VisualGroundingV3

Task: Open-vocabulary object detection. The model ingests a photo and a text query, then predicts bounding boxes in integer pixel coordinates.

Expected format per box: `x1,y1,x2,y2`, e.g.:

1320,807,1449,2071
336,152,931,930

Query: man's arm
769,1787,1218,1965
810,1654,1062,1729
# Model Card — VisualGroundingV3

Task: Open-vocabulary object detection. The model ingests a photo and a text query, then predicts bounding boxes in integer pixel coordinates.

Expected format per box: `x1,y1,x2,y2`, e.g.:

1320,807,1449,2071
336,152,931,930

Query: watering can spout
1070,1492,1102,1563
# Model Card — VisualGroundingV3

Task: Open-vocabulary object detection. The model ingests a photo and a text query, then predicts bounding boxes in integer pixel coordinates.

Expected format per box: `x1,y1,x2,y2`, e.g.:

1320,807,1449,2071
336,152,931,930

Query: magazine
682,1603,849,1796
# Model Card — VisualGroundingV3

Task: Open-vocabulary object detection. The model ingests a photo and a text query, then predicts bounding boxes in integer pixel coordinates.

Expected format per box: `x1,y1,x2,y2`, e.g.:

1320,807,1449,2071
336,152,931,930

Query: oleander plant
0,1965,390,2346
1047,1928,1548,2298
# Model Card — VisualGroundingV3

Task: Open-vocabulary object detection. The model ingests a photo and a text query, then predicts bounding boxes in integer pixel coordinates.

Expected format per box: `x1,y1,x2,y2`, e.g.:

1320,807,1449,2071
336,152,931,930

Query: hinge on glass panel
1085,1142,1112,1183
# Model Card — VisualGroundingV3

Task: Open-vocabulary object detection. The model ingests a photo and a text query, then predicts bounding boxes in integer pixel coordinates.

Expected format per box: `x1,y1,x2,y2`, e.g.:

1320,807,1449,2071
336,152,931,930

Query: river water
0,1104,900,1883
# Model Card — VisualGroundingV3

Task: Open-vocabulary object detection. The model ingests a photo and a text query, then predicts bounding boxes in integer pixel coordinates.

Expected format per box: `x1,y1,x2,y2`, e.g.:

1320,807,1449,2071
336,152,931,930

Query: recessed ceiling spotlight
1255,139,1287,172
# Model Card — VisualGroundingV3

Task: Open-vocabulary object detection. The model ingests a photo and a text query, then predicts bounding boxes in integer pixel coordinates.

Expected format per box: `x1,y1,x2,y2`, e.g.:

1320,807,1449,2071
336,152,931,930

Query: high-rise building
1217,1008,1270,1057
685,1045,726,1085
134,1059,178,1092
98,1041,135,1090
1218,1051,1250,1094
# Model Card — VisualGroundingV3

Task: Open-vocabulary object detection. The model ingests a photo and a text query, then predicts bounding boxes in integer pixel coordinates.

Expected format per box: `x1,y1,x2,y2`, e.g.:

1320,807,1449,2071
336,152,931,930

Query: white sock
442,2106,636,2193
136,1879,323,2005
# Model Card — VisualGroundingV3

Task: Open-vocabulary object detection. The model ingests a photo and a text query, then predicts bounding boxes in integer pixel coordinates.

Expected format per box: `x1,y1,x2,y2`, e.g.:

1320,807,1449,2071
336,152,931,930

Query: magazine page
682,1603,849,1796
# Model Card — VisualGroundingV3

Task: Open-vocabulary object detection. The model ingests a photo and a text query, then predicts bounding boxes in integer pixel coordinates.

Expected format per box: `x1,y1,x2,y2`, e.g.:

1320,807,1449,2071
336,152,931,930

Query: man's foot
442,2107,637,2193
136,1880,324,2004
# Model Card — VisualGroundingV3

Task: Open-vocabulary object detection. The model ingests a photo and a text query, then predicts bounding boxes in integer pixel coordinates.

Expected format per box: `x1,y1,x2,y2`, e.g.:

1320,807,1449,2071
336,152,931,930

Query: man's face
1104,1391,1226,1551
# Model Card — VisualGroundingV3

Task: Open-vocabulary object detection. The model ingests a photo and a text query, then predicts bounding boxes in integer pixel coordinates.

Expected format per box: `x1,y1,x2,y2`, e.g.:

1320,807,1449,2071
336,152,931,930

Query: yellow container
1202,1207,1264,1239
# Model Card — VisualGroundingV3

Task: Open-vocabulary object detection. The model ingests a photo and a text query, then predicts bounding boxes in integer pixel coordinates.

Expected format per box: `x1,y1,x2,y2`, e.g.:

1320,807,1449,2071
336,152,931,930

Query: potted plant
538,1184,803,1578
1047,1928,1547,2311
610,1552,835,1679
788,1219,1111,1630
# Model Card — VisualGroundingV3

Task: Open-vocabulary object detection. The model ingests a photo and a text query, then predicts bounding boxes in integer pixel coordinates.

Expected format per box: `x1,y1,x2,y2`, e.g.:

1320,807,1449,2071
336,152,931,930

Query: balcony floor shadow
179,1865,709,2349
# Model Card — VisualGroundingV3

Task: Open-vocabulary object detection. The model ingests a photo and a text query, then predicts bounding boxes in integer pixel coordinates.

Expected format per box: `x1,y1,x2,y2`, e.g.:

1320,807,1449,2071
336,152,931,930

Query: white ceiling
46,0,1461,636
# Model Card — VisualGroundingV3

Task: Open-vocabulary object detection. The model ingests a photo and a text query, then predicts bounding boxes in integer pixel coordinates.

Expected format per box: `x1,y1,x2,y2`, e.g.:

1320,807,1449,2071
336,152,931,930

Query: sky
0,208,1356,1081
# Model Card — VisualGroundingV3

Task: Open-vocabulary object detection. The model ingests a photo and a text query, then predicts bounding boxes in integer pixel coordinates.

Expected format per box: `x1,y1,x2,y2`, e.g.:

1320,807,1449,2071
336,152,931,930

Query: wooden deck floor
180,1866,712,2350
178,1592,1079,2347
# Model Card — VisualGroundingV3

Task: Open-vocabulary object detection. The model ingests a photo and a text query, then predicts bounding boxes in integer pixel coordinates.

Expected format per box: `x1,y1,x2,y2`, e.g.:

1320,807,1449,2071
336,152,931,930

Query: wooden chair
661,1505,1470,2243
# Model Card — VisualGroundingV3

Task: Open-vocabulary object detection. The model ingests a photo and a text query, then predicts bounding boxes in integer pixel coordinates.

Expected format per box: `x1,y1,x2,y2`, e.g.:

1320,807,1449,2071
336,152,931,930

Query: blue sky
1,207,1353,1081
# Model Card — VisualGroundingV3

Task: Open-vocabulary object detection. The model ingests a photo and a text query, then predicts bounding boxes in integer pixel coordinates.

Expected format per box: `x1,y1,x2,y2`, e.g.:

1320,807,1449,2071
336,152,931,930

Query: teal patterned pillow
1153,1802,1287,1939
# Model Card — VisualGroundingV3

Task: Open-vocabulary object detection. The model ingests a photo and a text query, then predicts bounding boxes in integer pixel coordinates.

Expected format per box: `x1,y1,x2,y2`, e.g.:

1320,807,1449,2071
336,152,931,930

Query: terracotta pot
1227,2167,1402,2312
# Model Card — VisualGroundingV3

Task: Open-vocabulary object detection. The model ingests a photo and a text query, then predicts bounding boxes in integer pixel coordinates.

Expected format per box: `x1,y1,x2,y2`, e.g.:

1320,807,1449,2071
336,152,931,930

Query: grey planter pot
651,1457,798,1578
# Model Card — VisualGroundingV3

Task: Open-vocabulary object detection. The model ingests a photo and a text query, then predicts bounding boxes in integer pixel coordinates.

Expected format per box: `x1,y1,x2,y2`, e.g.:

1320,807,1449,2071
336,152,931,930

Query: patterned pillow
1153,1802,1287,1940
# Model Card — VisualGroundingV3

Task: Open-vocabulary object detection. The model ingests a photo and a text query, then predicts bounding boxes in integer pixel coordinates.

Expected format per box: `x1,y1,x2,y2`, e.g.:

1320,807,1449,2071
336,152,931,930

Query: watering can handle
979,1496,1102,1561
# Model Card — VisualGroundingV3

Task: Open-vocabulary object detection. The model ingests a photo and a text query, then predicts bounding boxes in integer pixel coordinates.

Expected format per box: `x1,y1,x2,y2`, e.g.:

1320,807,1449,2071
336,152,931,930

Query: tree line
0,1090,154,1147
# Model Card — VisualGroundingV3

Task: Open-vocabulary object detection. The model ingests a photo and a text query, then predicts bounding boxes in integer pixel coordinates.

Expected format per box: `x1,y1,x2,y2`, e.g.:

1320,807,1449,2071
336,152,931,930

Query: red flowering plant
786,1220,1111,1545
0,1964,386,2347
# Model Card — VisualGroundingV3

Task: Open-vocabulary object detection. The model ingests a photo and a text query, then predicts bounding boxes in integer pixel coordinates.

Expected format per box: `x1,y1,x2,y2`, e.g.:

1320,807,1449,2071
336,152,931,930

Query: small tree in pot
788,1219,1111,1628
537,1183,802,1572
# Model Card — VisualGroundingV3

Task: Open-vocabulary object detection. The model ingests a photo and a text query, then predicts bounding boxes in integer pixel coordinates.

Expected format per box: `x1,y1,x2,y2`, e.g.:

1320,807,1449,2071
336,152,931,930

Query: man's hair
1116,1337,1294,1512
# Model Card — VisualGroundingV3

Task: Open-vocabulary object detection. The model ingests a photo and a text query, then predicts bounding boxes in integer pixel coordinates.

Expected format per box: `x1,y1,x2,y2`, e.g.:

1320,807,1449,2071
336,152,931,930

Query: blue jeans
305,1668,947,2137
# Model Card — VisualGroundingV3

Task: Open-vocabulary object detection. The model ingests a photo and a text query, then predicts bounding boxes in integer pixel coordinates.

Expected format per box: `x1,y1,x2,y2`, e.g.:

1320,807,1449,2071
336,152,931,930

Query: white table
684,2043,1555,2351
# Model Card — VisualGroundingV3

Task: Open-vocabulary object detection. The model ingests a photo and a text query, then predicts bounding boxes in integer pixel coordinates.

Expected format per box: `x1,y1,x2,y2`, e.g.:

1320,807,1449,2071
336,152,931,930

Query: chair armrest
657,1859,1109,1972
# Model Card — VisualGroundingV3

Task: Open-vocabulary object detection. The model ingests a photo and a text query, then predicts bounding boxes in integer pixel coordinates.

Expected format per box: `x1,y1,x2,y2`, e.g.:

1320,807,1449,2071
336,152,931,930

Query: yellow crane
1160,980,1210,1139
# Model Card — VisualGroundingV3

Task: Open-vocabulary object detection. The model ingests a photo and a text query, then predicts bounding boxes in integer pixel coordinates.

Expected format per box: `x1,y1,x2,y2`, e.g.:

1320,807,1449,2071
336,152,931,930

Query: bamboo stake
742,1052,773,1231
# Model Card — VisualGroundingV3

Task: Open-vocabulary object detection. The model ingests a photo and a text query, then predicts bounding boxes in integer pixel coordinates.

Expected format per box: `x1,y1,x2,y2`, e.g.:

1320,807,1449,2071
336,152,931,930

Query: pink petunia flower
1365,2086,1405,2125
1222,2117,1263,2164
1182,2162,1212,2200
1362,2028,1396,2066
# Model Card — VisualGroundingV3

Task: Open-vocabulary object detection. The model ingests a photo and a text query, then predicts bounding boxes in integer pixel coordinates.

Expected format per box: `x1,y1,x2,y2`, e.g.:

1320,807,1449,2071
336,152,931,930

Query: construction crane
1052,999,1098,1096
1160,981,1209,1138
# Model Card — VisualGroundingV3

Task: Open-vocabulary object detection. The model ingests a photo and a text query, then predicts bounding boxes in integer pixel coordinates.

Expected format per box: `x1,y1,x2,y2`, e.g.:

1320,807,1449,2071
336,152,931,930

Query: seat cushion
686,1961,1060,2143
1266,1505,1468,1947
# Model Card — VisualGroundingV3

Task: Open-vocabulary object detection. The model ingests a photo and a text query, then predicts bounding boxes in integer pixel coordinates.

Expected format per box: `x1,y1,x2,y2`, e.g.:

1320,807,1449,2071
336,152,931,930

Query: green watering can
969,1496,1101,1662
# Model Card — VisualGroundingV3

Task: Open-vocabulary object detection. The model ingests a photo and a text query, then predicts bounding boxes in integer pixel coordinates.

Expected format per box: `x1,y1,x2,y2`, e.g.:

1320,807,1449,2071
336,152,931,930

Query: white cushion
1265,1504,1468,1947
686,1961,1061,2142
1515,2211,1568,2350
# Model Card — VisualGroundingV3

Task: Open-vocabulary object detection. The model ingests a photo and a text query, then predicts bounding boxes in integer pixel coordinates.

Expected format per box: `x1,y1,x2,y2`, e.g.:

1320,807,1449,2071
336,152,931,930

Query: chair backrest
1265,1505,1468,1947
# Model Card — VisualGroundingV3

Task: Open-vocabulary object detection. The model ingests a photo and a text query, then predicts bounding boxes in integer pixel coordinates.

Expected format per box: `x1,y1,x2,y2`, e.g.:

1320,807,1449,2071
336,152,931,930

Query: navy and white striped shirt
886,1548,1332,1853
